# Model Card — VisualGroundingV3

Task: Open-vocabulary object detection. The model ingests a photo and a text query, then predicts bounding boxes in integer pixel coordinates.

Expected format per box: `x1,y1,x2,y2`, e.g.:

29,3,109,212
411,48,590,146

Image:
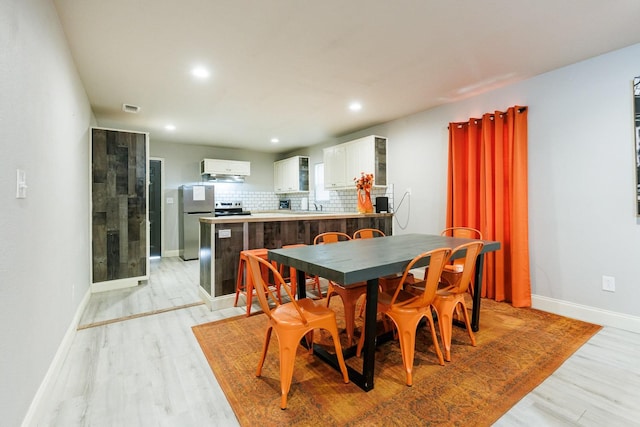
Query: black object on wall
375,196,389,213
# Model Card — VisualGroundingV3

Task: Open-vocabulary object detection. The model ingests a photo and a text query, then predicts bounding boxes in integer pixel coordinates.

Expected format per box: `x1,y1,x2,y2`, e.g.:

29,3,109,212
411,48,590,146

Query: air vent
122,103,141,113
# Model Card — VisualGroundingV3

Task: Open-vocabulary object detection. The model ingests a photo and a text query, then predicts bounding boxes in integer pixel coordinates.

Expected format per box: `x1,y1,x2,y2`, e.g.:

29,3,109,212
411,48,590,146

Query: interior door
149,159,162,257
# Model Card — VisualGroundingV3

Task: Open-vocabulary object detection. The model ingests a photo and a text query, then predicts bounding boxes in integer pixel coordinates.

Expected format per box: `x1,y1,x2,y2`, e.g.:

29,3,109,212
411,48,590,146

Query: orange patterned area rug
192,299,601,426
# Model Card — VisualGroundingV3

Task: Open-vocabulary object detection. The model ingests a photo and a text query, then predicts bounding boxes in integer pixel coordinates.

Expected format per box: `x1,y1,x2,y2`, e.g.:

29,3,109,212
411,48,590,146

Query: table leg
295,270,379,391
471,253,485,332
360,278,379,390
296,269,306,300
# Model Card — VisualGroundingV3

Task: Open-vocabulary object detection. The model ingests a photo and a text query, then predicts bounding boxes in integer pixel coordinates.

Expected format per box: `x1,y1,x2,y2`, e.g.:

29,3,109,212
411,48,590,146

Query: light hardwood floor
31,257,640,426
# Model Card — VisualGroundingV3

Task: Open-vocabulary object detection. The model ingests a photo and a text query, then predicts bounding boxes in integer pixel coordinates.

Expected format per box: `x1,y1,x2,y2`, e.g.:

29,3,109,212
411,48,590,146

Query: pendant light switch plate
16,169,27,199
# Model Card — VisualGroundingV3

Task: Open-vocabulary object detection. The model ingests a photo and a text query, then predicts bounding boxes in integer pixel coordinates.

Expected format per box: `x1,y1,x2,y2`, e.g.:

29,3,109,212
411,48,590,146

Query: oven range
214,201,252,217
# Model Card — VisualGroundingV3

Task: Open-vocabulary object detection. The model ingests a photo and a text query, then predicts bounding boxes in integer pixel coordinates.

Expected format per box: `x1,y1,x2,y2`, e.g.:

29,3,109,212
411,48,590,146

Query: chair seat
272,298,337,325
378,288,418,308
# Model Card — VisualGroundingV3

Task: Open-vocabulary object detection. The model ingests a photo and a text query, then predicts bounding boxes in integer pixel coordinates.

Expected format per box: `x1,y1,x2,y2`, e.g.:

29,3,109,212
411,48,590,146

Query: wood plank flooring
31,257,640,426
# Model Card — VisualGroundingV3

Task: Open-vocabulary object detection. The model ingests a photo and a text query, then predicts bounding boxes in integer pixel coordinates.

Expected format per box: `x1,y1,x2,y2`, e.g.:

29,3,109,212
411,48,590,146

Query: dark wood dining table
268,233,501,391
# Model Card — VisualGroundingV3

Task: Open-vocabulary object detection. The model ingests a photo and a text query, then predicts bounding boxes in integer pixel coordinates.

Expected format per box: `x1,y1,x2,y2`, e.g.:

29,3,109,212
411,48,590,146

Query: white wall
0,0,93,425
343,43,640,328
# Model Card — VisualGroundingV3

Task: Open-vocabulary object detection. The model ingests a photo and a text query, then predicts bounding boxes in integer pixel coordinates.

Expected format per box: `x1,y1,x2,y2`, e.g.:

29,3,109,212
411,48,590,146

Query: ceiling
53,0,640,153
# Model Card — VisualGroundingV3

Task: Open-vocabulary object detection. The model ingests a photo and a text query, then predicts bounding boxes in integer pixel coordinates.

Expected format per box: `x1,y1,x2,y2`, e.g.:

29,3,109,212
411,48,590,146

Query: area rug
192,298,601,426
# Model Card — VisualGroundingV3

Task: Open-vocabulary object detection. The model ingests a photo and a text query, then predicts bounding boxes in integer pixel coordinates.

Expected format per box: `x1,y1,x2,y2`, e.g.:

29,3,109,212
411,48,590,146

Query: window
314,163,330,201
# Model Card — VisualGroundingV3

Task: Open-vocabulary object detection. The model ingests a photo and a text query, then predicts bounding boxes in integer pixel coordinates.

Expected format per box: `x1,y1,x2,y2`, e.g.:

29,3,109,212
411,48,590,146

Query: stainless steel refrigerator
178,185,214,260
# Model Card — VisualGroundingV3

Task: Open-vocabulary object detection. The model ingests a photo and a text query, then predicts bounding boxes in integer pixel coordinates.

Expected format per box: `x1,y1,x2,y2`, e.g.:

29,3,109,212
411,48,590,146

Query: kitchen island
198,211,393,310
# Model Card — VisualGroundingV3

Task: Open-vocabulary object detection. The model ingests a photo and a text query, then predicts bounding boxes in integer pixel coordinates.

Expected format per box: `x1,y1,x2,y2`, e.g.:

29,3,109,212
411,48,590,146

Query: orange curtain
446,106,531,307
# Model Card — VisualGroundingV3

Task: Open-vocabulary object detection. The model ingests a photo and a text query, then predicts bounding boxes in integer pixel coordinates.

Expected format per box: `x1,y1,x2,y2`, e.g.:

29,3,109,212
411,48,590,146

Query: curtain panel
447,106,531,307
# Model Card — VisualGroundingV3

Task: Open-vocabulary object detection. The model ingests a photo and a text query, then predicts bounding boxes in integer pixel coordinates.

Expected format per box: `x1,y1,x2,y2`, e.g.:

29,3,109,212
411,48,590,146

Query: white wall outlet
218,229,231,238
166,197,174,204
602,275,615,292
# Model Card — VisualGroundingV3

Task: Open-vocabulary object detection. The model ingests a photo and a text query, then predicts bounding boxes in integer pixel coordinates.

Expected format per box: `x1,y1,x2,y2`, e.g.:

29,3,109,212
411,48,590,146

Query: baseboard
21,288,91,427
163,249,179,257
199,286,236,311
532,294,640,334
91,276,144,293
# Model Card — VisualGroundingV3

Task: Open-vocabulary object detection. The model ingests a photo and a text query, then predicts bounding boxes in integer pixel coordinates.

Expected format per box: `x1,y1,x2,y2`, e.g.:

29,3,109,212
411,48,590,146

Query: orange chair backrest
441,227,482,268
314,232,351,245
389,247,452,308
440,227,483,240
245,253,309,325
353,228,385,239
448,241,484,294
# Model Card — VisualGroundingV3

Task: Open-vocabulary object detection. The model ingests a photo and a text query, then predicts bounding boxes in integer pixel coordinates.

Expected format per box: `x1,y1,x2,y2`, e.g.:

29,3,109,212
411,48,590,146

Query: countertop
199,210,393,224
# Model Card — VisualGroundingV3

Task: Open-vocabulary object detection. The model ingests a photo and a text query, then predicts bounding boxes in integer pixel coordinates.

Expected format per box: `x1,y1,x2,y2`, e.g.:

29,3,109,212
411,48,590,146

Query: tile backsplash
214,187,394,213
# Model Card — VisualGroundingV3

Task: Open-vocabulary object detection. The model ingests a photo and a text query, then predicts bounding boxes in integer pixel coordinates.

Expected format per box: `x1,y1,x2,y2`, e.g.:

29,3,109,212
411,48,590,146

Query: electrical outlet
602,275,615,292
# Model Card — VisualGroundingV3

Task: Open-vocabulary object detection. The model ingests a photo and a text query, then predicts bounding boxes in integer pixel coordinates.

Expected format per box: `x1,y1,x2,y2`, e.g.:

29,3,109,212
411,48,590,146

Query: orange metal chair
352,228,385,239
246,253,349,409
277,244,324,299
356,247,452,385
432,241,484,362
234,248,280,316
439,227,483,295
352,228,409,318
316,232,367,346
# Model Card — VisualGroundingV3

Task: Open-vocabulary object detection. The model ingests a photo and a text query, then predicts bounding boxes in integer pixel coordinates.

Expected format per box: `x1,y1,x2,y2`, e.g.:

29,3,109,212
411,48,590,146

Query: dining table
268,233,501,391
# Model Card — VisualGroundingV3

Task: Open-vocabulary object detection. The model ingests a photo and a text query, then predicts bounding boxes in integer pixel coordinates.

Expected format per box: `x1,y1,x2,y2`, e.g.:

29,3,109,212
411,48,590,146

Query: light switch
166,197,174,204
16,169,27,199
218,229,231,238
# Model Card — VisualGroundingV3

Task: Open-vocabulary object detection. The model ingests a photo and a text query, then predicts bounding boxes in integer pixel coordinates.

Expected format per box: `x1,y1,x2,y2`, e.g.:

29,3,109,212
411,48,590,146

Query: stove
214,201,251,217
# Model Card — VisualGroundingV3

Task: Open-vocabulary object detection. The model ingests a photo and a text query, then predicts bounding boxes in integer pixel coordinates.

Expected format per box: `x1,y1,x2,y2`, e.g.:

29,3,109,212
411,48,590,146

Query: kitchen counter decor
355,172,374,213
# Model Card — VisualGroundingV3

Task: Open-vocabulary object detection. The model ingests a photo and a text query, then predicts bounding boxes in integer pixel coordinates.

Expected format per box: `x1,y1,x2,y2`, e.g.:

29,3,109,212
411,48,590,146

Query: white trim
163,249,180,258
532,294,640,333
91,277,141,293
199,287,236,311
21,288,91,427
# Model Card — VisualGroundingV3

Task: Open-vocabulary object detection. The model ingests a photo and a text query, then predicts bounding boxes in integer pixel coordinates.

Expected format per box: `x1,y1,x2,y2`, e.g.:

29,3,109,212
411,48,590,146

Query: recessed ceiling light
165,124,176,131
270,138,280,144
349,102,362,112
191,66,210,79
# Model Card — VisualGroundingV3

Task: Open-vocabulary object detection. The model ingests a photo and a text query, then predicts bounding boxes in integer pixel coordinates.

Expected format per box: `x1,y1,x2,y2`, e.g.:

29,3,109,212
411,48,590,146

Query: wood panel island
198,211,393,310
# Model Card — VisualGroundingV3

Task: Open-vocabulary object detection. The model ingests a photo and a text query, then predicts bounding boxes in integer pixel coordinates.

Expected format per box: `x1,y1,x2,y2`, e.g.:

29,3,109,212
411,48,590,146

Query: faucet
313,202,323,211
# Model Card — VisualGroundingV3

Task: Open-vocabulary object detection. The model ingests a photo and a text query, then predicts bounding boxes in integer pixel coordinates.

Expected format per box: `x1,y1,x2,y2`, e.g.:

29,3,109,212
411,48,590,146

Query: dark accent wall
91,128,148,283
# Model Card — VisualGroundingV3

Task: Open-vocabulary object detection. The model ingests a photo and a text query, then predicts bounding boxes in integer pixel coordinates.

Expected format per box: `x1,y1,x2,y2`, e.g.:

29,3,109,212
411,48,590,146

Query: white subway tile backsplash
214,188,393,213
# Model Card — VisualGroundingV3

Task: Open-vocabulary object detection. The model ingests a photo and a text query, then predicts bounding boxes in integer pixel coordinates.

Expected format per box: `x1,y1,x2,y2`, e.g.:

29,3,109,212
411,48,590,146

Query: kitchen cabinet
90,127,149,292
274,155,309,193
323,135,387,189
323,144,348,188
200,158,251,176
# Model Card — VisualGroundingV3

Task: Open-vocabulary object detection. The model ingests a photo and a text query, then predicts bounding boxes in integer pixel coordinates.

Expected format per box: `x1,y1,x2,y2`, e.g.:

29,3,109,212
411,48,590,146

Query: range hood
200,159,250,182
202,173,246,183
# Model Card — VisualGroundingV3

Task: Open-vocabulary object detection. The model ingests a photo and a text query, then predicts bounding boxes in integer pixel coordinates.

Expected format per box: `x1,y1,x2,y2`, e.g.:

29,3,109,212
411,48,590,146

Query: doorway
149,158,163,258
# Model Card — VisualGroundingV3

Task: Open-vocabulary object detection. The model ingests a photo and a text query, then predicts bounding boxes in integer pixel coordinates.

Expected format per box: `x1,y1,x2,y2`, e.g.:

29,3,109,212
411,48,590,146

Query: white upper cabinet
323,144,348,188
323,135,387,189
201,158,251,176
274,156,309,193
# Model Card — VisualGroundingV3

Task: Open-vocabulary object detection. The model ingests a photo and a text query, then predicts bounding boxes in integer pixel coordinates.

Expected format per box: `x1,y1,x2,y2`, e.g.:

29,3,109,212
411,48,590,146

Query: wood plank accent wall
91,128,148,283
